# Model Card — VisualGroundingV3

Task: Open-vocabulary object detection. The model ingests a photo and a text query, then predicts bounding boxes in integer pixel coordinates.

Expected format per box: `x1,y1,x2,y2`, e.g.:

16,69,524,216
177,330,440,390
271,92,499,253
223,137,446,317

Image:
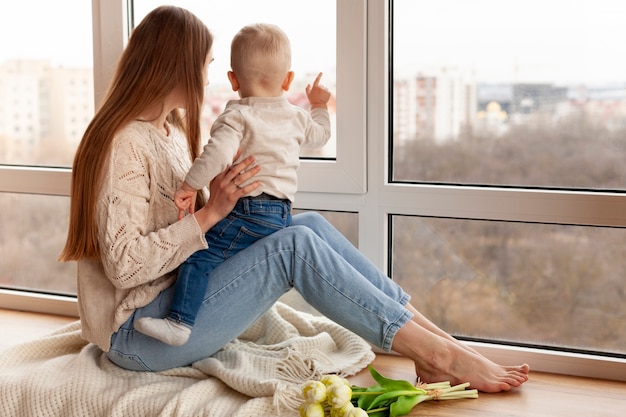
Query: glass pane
0,0,93,167
133,0,337,158
391,215,626,357
392,0,626,190
0,193,76,295
292,209,358,247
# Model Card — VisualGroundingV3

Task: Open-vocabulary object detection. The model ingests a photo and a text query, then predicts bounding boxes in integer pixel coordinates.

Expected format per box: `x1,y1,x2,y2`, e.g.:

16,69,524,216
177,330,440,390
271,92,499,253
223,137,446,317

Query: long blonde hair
59,6,212,261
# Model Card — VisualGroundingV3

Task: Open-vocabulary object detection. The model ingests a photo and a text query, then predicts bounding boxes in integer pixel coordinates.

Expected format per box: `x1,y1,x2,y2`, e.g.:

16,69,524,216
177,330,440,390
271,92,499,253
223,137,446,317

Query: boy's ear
227,71,240,91
282,71,295,91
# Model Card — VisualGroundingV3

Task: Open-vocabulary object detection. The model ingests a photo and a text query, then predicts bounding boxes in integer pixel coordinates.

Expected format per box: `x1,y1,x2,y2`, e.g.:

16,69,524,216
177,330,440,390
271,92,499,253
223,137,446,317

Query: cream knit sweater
78,121,208,351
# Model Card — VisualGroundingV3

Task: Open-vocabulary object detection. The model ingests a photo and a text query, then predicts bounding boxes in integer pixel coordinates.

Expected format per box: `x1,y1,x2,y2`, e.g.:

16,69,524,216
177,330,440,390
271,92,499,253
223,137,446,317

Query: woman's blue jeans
107,212,412,372
169,196,292,327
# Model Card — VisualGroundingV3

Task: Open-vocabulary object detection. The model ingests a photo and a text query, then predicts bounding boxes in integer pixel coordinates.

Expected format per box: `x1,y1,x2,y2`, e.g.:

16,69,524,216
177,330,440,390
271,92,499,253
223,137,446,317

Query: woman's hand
193,153,261,232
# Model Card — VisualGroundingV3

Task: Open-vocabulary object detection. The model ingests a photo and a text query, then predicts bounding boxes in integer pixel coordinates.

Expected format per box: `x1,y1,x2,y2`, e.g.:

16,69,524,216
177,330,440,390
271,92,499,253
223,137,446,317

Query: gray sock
134,317,191,346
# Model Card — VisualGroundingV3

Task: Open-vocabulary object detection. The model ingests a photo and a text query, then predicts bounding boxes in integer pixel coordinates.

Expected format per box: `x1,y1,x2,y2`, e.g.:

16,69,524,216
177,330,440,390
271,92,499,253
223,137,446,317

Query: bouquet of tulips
299,365,478,417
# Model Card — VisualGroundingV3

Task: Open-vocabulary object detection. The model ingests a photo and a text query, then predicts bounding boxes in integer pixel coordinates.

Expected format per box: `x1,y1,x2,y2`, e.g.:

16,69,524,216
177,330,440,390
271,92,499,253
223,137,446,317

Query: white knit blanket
0,302,374,417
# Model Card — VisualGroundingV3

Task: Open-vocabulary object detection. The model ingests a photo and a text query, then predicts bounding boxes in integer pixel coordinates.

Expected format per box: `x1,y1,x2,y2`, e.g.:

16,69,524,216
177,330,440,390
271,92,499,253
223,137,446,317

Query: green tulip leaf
390,394,430,417
368,365,422,392
356,385,386,409
366,410,390,417
367,390,424,410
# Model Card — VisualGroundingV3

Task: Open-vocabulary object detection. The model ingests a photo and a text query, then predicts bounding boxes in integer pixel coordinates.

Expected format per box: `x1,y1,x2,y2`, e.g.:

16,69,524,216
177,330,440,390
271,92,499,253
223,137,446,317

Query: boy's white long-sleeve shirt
185,96,331,202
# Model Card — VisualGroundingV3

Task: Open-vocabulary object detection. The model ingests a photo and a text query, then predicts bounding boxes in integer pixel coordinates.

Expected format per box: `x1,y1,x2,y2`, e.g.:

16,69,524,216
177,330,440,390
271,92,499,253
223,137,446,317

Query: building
393,69,476,145
0,60,93,163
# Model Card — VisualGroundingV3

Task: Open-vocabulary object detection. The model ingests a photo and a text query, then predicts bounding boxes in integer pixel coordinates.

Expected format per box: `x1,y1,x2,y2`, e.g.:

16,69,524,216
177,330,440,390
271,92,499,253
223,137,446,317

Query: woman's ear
282,71,295,91
227,71,240,91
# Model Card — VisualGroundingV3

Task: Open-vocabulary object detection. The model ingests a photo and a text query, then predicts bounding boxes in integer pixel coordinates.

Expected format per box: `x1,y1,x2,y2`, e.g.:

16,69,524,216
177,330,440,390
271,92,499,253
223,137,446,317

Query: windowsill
349,354,626,417
0,307,76,351
0,288,78,318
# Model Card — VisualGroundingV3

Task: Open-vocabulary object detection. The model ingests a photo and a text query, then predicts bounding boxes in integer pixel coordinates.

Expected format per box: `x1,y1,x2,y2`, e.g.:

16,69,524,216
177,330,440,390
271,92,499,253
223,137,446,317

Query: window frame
375,0,626,380
129,0,368,194
1,0,624,382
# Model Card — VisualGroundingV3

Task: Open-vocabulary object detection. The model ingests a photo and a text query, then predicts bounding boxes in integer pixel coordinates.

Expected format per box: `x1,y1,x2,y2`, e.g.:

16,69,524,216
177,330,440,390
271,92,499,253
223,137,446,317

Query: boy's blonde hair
230,23,291,88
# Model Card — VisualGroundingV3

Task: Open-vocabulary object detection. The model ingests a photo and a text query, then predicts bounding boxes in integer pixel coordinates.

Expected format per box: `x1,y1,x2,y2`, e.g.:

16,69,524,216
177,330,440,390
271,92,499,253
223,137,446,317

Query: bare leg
405,303,530,376
405,304,481,355
393,307,529,392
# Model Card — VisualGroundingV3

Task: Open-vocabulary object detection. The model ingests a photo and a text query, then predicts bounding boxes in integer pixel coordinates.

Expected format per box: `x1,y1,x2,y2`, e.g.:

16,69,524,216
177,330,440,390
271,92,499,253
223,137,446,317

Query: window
2,0,624,381
133,0,366,194
391,215,625,357
0,193,75,295
0,0,92,300
390,0,626,367
1,0,366,300
134,0,336,158
391,0,626,190
0,0,93,167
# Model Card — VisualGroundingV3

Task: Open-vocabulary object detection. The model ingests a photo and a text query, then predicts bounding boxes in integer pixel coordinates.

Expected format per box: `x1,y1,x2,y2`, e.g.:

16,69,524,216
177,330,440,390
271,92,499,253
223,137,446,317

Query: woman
60,5,528,393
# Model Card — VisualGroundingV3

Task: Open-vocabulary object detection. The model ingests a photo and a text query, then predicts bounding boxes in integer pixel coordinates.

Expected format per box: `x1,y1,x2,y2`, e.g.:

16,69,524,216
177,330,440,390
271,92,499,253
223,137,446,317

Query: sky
393,0,626,85
0,0,92,67
134,0,337,86
0,0,336,81
1,0,625,86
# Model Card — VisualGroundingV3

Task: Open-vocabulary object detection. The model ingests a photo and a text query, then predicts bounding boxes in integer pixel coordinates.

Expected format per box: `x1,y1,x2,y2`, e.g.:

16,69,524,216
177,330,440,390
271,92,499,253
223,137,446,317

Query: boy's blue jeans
168,194,292,328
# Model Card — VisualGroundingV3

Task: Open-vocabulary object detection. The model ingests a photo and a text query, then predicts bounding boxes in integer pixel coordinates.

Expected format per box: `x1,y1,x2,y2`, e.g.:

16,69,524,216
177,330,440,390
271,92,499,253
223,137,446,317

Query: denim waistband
242,192,287,202
235,193,291,216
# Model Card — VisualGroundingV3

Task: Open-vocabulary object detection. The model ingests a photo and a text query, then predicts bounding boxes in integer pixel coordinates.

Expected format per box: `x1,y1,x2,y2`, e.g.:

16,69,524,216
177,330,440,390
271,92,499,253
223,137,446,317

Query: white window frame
1,0,624,382
96,0,367,194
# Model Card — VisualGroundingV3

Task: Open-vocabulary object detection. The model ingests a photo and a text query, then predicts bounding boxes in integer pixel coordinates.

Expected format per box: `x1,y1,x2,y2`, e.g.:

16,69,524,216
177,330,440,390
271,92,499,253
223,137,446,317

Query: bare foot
415,343,530,392
392,321,530,393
